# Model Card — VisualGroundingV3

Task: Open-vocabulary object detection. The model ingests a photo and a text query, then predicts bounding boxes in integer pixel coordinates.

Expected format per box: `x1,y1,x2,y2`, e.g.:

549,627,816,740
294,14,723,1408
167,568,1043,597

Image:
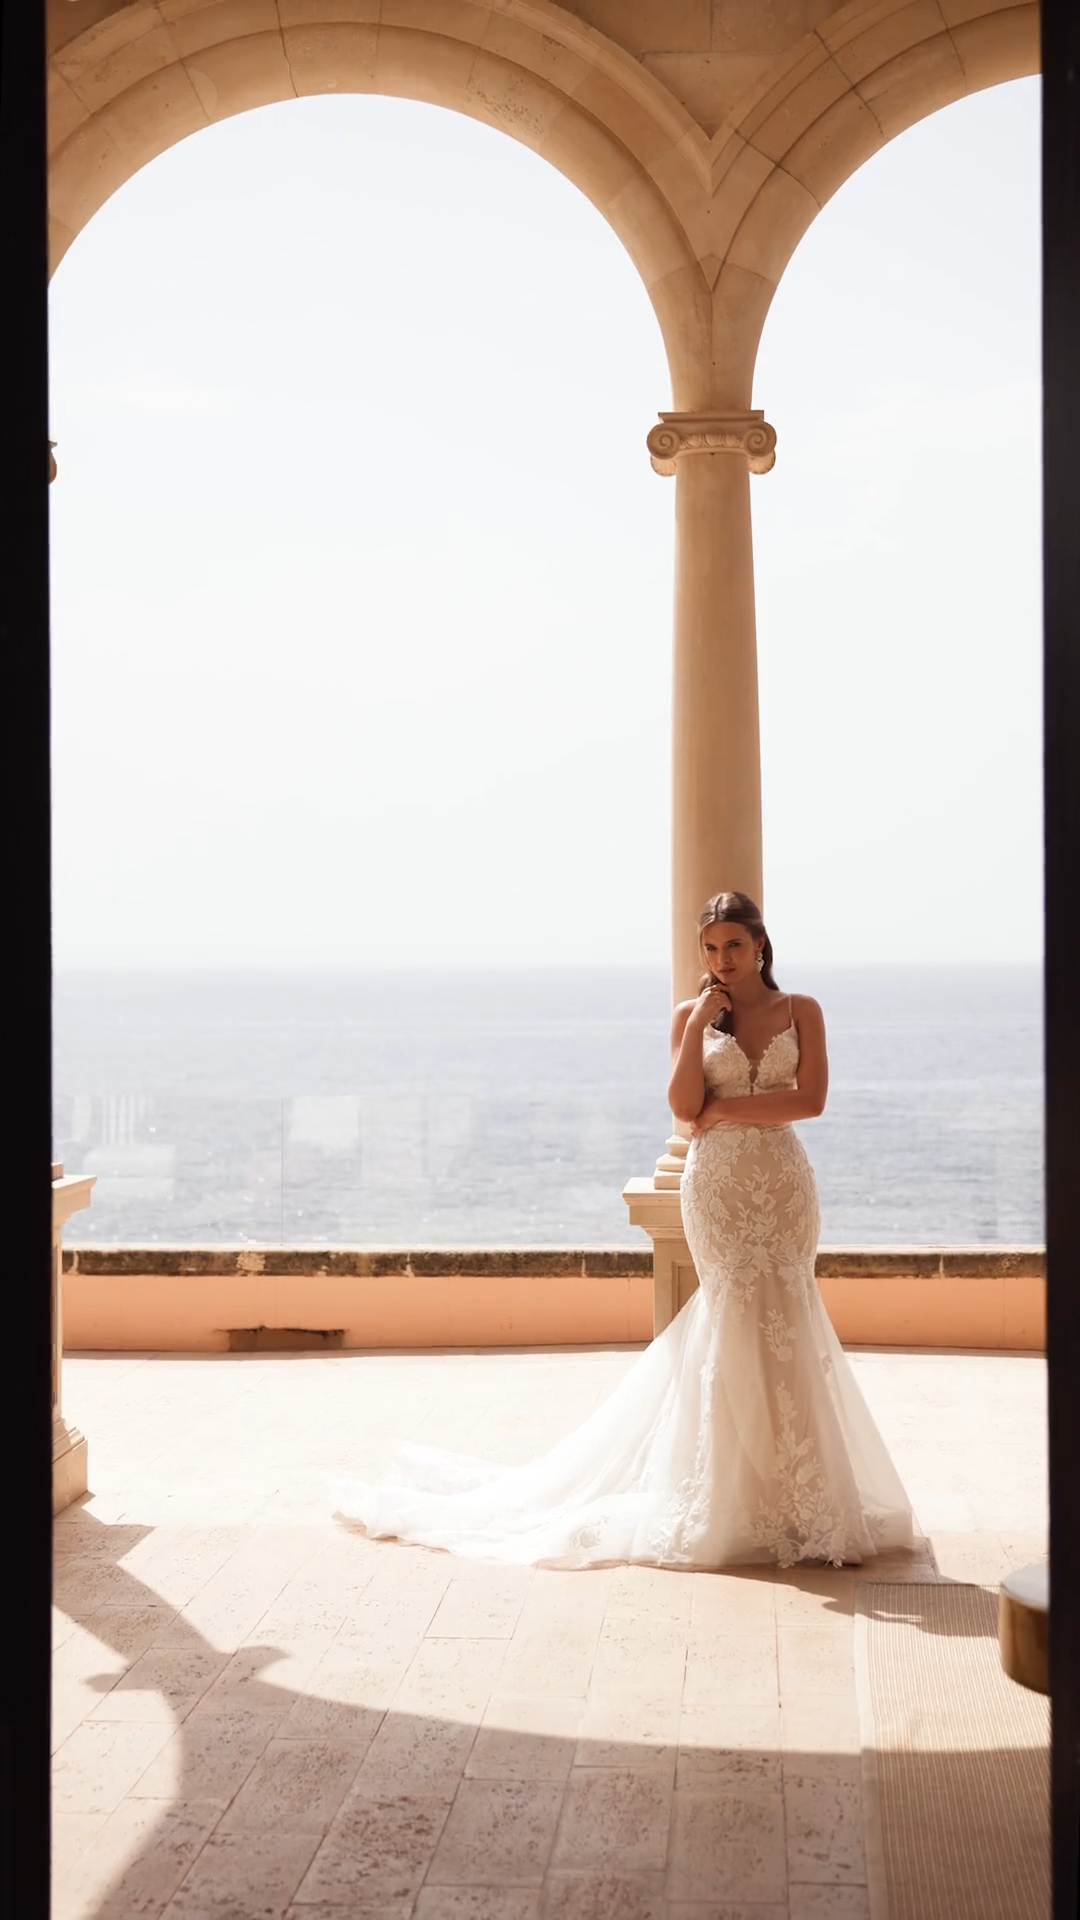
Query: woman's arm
667,984,729,1123
691,995,829,1133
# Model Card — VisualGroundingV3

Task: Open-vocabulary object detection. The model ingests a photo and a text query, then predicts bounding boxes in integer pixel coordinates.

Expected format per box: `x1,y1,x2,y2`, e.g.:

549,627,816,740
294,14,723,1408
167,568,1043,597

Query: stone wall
61,1244,1046,1353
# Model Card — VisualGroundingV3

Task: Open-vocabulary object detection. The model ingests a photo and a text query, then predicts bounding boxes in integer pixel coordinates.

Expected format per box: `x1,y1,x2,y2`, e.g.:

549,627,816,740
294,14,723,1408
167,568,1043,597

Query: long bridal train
331,1021,914,1571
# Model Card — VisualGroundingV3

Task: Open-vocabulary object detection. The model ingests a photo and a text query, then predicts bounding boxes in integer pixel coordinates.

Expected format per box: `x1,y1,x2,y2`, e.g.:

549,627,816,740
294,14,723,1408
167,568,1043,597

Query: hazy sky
48,77,1040,970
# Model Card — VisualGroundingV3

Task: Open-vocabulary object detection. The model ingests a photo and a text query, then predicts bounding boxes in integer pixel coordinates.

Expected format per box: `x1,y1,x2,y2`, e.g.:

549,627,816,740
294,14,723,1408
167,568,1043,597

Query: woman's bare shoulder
788,992,824,1023
670,998,699,1038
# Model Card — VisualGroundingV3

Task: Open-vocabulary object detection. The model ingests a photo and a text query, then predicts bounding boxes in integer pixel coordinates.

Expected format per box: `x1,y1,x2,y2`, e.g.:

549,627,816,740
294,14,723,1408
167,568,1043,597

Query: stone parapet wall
814,1247,1045,1352
61,1245,1046,1354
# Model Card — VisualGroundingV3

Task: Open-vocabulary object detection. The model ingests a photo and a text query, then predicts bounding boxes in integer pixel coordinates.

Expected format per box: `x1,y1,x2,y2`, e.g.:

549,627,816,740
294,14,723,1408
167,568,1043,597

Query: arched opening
49,92,675,1247
752,76,1041,1245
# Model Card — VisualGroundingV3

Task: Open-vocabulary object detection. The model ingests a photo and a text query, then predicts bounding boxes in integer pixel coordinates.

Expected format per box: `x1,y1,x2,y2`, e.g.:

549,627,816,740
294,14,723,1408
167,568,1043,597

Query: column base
623,1179,700,1335
53,1414,88,1514
653,1133,689,1190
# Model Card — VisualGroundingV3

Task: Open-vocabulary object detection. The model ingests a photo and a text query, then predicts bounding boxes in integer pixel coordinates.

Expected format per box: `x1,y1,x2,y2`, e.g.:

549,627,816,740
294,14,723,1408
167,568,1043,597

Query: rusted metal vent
226,1327,344,1352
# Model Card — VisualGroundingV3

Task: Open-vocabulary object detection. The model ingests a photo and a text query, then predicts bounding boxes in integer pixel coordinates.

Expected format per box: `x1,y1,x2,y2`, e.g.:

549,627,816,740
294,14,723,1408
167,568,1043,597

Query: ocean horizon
52,963,1043,1248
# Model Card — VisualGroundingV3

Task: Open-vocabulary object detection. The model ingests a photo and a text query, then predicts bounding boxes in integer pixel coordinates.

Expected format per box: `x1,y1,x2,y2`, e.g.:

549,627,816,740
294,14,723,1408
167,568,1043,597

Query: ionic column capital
647,410,777,476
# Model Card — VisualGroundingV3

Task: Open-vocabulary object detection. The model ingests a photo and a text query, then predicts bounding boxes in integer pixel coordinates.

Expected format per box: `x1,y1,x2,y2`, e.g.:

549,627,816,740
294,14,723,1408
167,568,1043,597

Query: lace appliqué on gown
330,1009,915,1570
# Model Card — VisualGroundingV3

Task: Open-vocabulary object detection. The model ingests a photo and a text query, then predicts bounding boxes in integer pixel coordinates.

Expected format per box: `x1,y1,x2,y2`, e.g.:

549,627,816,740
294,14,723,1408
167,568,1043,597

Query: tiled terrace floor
53,1346,1047,1920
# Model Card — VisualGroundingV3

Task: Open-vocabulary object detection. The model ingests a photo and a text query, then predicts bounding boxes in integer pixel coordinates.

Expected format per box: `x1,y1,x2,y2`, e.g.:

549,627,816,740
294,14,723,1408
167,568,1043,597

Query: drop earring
756,954,764,972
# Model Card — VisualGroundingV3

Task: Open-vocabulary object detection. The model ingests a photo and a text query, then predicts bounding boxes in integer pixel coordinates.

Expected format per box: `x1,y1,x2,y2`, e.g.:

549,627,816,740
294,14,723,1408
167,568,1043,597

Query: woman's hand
689,983,731,1028
690,1099,723,1137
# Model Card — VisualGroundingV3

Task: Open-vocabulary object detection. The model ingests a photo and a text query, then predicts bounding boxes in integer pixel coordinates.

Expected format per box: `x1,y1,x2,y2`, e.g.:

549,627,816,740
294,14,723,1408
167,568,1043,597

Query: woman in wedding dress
331,891,915,1569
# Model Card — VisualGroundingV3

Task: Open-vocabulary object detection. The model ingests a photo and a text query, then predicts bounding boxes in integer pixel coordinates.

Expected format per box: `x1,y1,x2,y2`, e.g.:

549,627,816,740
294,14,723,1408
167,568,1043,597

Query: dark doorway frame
1,0,54,1914
1042,0,1080,1910
3,0,1080,1912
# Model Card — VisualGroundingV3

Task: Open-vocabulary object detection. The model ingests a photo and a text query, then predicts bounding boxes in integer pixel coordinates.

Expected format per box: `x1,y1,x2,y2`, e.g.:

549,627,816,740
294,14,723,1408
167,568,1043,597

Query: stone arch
700,0,1040,406
46,0,713,402
47,0,1041,412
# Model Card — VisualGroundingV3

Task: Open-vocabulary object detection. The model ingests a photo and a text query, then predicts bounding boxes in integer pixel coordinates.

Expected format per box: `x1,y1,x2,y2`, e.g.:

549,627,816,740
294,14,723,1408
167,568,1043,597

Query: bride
331,891,915,1569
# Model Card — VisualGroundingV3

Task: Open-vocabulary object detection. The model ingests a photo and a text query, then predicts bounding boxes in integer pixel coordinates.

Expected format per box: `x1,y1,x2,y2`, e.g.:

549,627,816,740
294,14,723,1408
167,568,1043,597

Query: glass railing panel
52,961,1045,1248
52,1094,285,1244
280,1093,670,1245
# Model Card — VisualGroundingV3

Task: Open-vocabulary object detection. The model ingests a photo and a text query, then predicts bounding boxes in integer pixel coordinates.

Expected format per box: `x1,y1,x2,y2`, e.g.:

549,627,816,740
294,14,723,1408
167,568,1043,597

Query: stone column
647,410,776,1188
52,1162,94,1512
625,409,775,1327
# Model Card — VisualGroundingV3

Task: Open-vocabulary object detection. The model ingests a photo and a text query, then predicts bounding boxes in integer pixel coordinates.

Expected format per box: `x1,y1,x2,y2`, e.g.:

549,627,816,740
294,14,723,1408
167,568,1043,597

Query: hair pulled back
698,891,779,1034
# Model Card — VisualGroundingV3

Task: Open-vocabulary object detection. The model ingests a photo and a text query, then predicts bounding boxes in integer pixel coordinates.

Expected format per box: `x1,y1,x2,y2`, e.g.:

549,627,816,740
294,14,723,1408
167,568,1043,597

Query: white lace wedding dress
331,1005,915,1568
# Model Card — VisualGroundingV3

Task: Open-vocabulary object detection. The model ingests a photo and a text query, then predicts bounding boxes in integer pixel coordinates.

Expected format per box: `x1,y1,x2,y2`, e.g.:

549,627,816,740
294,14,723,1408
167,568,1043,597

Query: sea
52,965,1044,1248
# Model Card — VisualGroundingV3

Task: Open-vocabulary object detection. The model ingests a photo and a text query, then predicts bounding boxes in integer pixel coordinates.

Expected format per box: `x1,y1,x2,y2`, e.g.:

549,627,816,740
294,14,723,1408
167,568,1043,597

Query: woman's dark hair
697,890,779,1032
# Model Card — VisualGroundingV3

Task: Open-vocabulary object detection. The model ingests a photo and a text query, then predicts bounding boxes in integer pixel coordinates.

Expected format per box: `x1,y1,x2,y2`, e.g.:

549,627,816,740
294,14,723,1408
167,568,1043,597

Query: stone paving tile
575,1686,680,1771
53,1604,82,1651
780,1691,861,1756
297,1792,451,1907
927,1531,1014,1583
541,1871,667,1919
50,1811,111,1918
218,1736,365,1832
88,1646,229,1723
284,1908,419,1920
53,1667,125,1754
771,1570,857,1623
776,1623,855,1698
274,1667,399,1744
492,1627,599,1699
667,1788,788,1905
522,1571,611,1630
130,1708,277,1808
606,1566,694,1624
351,1709,481,1803
54,1557,147,1619
195,1644,322,1719
783,1755,866,1885
429,1574,532,1640
414,1890,542,1920
394,1638,510,1718
165,1826,322,1916
88,1601,182,1658
667,1907,788,1919
466,1695,584,1783
53,1797,220,1920
788,1885,871,1918
428,1780,564,1887
550,1769,672,1873
676,1702,782,1792
998,1529,1048,1568
53,1719,176,1815
682,1632,779,1708
590,1616,688,1692
690,1572,776,1632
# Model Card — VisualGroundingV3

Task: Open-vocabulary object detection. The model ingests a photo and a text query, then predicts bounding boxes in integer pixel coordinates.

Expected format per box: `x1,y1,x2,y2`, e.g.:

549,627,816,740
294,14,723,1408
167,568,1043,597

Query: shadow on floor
51,1510,1047,1920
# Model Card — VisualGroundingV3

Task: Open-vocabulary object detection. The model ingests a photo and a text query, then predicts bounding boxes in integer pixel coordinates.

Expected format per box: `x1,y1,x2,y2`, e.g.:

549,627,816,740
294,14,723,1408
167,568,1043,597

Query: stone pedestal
999,1561,1049,1695
52,1163,94,1513
623,1180,699,1336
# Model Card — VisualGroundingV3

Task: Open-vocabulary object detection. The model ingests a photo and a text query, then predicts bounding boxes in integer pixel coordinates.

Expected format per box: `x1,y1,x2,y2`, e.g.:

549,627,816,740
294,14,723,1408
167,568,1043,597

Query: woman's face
702,922,762,988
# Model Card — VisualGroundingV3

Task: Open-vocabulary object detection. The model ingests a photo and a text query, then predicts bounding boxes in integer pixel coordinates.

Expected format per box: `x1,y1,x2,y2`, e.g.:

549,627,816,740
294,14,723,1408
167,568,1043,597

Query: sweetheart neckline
721,1020,797,1080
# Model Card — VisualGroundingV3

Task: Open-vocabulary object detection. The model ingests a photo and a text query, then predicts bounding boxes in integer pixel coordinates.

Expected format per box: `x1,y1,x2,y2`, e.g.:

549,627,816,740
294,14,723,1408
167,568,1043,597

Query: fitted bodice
703,1020,800,1100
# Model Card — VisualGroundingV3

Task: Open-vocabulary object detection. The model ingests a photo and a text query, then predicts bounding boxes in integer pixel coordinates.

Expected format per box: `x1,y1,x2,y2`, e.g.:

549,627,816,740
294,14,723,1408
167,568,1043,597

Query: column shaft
670,448,763,1004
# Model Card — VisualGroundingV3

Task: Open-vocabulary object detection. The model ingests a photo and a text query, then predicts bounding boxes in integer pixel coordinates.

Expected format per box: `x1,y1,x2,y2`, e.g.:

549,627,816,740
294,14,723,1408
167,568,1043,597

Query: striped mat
856,1582,1049,1920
